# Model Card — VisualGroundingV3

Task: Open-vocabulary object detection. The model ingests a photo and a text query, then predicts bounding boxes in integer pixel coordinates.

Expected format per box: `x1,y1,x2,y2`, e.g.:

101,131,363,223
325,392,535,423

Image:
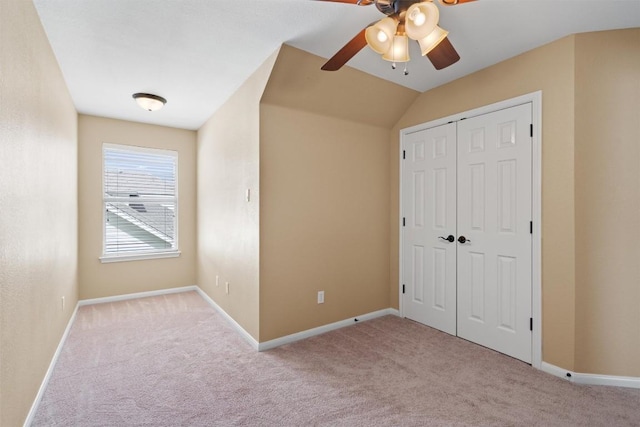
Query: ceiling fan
318,0,476,73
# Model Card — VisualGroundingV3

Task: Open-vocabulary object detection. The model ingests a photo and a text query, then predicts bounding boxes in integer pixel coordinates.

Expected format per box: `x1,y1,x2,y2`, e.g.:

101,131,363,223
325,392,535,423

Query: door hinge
530,221,533,234
530,124,533,138
402,217,406,227
402,150,406,160
402,284,406,294
530,317,533,331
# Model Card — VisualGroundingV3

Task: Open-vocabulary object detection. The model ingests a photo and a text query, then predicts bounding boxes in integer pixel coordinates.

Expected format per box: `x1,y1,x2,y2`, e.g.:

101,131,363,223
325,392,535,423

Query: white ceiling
34,0,640,130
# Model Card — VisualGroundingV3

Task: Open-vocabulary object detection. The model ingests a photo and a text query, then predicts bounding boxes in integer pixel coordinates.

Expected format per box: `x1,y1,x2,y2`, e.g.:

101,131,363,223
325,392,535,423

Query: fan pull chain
390,62,409,76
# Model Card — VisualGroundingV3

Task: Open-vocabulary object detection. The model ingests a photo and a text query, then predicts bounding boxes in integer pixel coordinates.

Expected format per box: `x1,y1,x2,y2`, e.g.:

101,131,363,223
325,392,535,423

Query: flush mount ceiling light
319,0,476,73
132,93,167,111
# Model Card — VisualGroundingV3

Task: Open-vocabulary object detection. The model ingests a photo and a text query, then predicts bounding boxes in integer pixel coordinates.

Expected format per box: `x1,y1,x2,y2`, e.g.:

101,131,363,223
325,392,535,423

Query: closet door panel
456,103,532,363
402,123,457,335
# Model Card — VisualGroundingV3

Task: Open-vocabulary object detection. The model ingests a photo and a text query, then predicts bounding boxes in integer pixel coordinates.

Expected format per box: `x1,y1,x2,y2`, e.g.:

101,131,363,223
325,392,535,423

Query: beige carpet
32,291,640,426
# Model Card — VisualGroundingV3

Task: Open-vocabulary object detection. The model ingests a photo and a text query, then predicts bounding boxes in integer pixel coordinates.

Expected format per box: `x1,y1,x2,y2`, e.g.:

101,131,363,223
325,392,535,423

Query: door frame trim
398,91,542,369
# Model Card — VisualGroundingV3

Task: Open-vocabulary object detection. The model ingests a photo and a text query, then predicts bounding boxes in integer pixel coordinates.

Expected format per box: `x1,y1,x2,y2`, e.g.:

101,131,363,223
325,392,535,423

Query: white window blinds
103,144,178,257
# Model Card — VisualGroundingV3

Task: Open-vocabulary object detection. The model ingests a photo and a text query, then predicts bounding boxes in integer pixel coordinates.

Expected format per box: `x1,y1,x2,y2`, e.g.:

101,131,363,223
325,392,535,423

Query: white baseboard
193,287,259,351
78,285,198,306
194,287,400,352
540,362,640,389
23,303,79,427
73,285,400,354
573,372,640,389
540,361,574,381
258,308,400,352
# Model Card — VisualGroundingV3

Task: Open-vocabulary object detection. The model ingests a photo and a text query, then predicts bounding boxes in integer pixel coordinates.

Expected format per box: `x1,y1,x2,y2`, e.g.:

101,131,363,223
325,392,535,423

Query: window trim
100,250,181,264
101,143,180,262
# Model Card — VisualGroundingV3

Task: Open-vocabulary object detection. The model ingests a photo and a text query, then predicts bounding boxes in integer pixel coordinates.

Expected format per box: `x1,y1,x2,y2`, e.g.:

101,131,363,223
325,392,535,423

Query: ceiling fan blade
315,0,374,5
438,0,477,5
321,28,368,71
426,36,460,70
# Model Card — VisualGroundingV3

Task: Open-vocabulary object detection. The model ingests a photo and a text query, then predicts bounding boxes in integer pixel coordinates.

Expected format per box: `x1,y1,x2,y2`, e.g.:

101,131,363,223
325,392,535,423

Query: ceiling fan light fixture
132,93,167,112
418,26,449,55
318,0,469,72
405,2,439,40
365,17,398,54
382,34,410,63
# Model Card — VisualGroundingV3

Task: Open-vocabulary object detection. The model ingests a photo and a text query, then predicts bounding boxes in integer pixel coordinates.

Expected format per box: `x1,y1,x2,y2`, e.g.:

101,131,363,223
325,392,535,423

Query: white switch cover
317,291,324,304
246,189,251,202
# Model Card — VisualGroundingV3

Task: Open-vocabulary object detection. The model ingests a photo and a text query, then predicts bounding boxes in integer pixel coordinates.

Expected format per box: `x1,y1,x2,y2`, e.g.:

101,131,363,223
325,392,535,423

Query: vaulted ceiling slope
262,45,419,129
34,0,640,130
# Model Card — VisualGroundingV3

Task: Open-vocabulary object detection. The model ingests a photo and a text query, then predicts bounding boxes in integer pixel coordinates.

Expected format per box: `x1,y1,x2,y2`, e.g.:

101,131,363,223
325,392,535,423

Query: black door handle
458,236,471,244
438,235,455,243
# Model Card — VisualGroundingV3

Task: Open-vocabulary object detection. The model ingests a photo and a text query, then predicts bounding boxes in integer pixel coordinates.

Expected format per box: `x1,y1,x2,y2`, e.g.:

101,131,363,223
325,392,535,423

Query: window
101,144,179,262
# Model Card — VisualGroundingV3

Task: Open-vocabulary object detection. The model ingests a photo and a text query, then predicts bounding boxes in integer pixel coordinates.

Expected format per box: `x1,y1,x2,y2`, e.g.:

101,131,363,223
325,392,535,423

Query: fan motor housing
375,0,424,15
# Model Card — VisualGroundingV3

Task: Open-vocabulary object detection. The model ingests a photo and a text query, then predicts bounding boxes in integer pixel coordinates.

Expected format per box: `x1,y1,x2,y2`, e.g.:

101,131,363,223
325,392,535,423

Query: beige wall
259,46,418,341
78,115,196,299
574,29,640,376
197,51,279,340
391,36,577,370
0,0,78,425
259,105,393,340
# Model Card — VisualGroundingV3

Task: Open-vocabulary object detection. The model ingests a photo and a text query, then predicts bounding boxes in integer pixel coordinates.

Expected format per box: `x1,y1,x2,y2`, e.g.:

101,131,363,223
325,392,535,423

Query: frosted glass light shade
418,26,449,55
132,93,167,111
365,17,398,54
382,34,410,63
405,2,439,40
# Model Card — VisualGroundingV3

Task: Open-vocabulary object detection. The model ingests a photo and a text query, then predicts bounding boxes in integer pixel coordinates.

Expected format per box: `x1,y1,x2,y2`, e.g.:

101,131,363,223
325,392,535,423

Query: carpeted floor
32,291,640,426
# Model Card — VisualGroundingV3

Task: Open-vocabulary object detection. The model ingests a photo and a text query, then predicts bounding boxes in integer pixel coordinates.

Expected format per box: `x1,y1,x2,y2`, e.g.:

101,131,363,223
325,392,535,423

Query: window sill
100,251,181,264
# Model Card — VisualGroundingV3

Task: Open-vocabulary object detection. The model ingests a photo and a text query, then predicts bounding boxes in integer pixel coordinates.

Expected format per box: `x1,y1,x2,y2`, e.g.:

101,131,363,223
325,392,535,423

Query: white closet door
402,123,457,335
456,103,532,363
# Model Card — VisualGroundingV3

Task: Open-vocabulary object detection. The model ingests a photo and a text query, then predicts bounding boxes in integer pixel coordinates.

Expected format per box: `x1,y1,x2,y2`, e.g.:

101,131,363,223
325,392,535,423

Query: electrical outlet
61,296,65,311
216,275,219,287
317,291,324,304
226,282,229,295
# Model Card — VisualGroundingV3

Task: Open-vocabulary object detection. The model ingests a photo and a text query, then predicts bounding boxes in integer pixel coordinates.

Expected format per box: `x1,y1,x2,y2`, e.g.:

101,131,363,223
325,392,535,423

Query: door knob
458,235,471,244
438,235,455,243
